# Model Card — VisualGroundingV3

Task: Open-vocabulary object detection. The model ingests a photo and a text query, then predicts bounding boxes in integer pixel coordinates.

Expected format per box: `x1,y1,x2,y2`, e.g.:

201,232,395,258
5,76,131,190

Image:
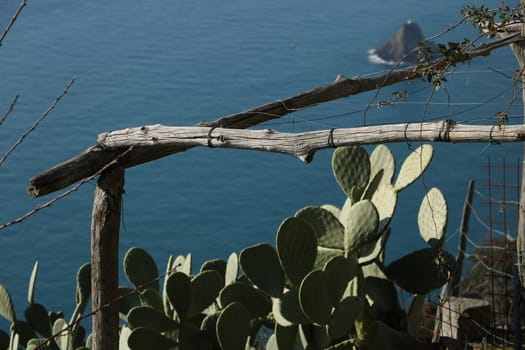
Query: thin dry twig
0,94,20,126
0,76,76,167
0,146,133,231
0,0,27,47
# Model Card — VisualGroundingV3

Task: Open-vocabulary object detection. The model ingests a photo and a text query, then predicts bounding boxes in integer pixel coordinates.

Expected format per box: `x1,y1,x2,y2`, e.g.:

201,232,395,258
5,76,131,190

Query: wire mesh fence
420,158,525,350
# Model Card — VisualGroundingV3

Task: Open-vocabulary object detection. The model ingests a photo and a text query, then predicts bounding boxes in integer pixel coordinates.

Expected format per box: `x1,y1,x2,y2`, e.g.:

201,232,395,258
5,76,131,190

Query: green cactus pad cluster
0,143,457,350
0,261,91,350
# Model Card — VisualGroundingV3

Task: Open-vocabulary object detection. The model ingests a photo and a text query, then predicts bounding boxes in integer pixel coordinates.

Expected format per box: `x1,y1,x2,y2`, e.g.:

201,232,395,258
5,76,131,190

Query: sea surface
0,0,522,323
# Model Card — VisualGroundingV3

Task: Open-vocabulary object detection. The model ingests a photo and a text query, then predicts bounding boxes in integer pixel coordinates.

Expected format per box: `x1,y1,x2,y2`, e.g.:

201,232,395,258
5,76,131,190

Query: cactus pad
323,256,354,306
225,253,239,286
394,144,433,191
273,289,310,326
140,289,164,313
332,146,370,199
27,261,39,305
24,303,51,338
418,187,448,248
239,243,284,298
327,296,363,340
166,272,191,321
299,270,332,325
200,259,227,280
370,144,396,186
187,270,223,319
295,206,344,250
371,184,397,235
385,247,455,294
128,327,176,350
219,283,272,318
320,204,341,218
124,247,159,292
216,302,250,350
276,217,317,286
127,306,178,331
0,284,15,323
75,263,91,309
342,200,379,256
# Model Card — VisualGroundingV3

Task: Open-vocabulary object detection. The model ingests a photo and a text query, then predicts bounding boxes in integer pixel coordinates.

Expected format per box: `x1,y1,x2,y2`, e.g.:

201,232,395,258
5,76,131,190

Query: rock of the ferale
370,20,439,64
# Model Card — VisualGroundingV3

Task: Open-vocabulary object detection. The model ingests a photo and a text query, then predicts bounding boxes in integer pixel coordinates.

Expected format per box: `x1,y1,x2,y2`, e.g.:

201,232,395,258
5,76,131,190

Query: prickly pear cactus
0,143,457,350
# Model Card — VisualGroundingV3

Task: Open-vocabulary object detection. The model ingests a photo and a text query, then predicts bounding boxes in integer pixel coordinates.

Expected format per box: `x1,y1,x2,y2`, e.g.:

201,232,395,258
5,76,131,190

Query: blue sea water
0,0,522,324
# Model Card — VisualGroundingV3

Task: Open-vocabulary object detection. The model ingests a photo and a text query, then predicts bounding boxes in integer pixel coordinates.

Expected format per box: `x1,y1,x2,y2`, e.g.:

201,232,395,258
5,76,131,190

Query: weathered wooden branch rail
26,32,521,198
28,121,525,197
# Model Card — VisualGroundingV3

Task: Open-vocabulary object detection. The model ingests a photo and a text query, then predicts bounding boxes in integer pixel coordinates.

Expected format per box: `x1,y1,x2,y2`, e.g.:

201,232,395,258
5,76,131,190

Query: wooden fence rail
29,121,525,197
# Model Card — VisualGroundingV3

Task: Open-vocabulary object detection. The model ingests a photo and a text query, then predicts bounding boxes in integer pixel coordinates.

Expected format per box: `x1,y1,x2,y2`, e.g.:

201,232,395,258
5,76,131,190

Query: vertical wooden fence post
511,14,525,289
90,167,124,350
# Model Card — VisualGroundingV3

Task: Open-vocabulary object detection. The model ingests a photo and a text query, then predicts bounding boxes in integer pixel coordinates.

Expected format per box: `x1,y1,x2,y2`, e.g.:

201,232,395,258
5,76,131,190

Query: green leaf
418,187,448,248
216,302,250,350
342,200,379,256
332,146,371,199
370,145,396,184
394,144,433,191
200,312,220,346
0,284,15,323
362,169,384,200
27,261,39,305
127,306,178,332
354,303,377,344
12,320,37,348
276,217,318,286
200,259,226,280
225,253,239,286
239,243,284,298
320,204,341,218
364,277,401,318
295,206,344,249
124,247,159,292
328,296,363,340
299,270,332,325
219,283,271,319
386,248,455,294
166,272,191,321
187,270,223,319
140,288,164,313
119,326,132,350
118,287,141,321
274,324,298,350
323,256,354,306
24,303,51,338
370,184,397,235
162,255,175,318
127,327,176,350
51,318,69,350
76,263,91,308
358,229,390,265
272,289,310,327
0,330,8,350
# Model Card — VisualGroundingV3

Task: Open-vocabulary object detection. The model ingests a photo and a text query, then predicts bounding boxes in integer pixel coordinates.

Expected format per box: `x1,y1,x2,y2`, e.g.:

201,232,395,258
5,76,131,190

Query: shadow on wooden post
90,166,124,350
